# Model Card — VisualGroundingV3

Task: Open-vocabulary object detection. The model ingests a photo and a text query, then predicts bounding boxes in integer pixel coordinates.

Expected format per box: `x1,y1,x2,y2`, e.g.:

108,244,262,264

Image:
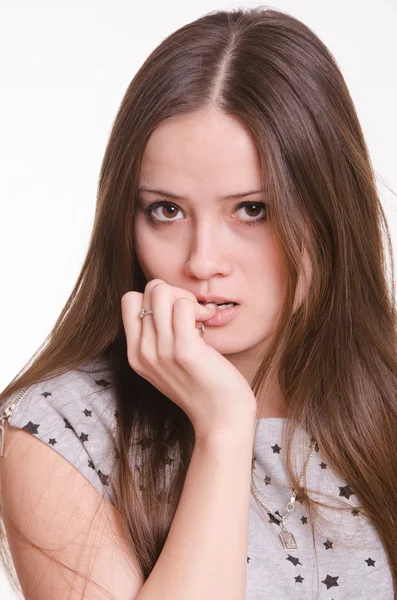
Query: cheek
134,222,179,280
257,241,288,297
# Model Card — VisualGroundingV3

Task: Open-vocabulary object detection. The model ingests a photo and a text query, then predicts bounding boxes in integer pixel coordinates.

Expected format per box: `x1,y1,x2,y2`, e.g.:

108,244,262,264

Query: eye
142,200,269,227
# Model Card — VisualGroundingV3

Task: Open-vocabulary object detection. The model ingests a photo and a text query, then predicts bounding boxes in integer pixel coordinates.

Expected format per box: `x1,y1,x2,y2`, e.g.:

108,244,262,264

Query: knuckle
157,347,174,364
174,342,194,365
127,350,140,371
151,281,170,300
145,279,166,294
121,290,135,305
139,346,156,366
174,297,192,308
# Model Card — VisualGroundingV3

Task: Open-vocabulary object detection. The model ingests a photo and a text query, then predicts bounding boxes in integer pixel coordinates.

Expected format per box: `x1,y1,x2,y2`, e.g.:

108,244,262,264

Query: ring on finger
139,306,205,337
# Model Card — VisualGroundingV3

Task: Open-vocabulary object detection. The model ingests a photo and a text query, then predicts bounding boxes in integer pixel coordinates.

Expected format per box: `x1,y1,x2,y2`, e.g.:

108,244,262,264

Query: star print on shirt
287,554,302,566
339,484,354,499
22,421,40,434
64,418,76,432
97,470,109,485
9,361,393,597
268,512,282,526
322,574,339,589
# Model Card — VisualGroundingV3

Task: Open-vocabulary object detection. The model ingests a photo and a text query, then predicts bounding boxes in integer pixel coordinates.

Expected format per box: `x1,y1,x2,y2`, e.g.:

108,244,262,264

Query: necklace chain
250,438,317,551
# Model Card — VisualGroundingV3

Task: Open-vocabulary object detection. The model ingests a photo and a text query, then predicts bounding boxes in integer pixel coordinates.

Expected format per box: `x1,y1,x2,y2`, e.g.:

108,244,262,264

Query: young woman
1,7,396,599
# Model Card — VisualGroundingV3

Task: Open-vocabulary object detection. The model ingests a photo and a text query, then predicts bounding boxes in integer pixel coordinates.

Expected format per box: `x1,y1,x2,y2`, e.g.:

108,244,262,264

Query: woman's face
134,107,289,362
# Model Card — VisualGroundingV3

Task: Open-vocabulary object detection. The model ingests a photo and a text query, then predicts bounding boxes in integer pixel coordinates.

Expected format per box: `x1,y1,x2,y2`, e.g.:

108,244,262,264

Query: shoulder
3,355,119,505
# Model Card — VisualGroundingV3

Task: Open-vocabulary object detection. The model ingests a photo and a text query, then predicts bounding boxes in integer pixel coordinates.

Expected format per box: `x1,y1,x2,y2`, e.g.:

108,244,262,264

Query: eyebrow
137,186,265,201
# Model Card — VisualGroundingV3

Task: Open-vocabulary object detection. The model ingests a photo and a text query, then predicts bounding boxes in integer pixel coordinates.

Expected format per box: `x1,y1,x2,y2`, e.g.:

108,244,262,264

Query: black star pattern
301,516,308,524
321,574,339,589
268,512,281,526
41,391,52,398
48,438,57,445
287,554,302,566
339,485,354,499
83,409,92,417
352,508,360,516
95,378,110,387
271,443,281,453
324,539,334,550
320,462,327,469
295,575,304,583
264,475,271,485
79,432,89,443
64,418,76,432
22,421,40,434
365,558,376,567
97,470,109,485
88,460,95,470
247,556,250,563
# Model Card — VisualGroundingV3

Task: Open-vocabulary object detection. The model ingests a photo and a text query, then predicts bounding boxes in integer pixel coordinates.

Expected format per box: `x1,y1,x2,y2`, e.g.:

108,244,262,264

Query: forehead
138,109,263,193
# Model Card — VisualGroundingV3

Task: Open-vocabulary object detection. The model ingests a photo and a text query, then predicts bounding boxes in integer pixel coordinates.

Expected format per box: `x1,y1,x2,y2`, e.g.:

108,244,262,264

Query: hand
121,279,257,440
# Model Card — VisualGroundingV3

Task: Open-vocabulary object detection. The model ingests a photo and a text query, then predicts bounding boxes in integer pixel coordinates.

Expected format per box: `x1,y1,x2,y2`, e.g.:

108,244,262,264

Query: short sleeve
6,359,119,505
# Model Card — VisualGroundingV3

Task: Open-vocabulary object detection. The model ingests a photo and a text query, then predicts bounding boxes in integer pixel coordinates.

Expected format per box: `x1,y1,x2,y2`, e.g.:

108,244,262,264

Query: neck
255,385,288,419
223,349,288,420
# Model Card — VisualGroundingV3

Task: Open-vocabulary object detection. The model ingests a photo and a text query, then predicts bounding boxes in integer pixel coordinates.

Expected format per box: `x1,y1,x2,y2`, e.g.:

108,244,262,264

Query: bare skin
134,105,310,420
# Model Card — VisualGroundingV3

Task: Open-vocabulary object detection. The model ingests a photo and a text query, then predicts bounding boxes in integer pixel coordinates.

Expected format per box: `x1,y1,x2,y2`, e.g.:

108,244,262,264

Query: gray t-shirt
1,356,394,599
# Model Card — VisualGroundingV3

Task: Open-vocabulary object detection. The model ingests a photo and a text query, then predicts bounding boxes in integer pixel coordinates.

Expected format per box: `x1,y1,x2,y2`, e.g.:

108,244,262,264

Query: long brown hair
2,6,397,598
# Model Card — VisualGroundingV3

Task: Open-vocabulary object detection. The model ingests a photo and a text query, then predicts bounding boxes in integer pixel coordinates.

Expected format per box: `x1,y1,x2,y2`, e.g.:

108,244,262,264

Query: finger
150,283,174,354
121,291,144,367
173,298,213,357
139,280,164,360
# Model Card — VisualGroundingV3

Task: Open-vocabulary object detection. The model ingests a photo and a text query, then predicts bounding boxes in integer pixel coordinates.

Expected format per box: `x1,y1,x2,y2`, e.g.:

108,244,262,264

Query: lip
196,294,239,304
201,304,239,327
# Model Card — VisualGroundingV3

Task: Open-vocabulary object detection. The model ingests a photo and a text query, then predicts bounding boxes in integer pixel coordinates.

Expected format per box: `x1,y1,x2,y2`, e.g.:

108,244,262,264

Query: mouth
198,301,238,308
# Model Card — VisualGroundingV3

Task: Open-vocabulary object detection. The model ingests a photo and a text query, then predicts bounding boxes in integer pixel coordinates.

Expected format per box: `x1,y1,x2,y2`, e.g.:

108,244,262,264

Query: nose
184,222,232,280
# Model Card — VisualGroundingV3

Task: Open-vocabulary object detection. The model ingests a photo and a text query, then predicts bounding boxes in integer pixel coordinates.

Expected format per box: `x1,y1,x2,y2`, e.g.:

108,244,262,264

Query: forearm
135,424,256,600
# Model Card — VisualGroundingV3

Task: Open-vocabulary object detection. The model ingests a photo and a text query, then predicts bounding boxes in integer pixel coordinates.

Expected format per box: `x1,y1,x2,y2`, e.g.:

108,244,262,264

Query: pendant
279,528,298,551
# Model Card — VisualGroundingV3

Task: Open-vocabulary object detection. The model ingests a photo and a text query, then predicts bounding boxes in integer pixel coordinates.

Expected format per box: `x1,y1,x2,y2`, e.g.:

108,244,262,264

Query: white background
0,1,396,597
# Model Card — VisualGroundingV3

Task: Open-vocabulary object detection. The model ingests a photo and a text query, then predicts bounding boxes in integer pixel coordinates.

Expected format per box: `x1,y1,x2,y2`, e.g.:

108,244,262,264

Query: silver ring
139,307,205,337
